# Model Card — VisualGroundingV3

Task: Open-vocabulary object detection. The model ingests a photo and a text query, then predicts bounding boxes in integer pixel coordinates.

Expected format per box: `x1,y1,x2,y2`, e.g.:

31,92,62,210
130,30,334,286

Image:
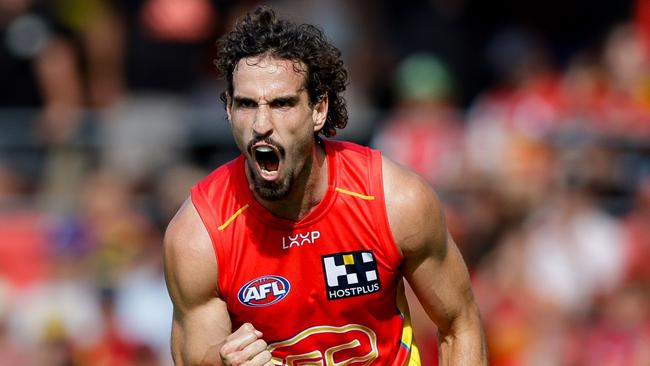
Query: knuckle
220,345,231,358
219,342,232,355
254,339,268,348
260,350,272,361
221,339,238,354
220,354,233,366
230,352,246,365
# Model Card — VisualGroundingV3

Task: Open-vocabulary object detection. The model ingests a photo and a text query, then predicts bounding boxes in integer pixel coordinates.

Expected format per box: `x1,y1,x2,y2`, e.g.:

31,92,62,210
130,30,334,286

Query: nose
252,104,273,138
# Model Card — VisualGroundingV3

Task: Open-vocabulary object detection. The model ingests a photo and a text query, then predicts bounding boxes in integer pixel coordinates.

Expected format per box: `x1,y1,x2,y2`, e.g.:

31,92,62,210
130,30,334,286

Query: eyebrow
269,95,300,105
232,94,301,106
232,96,257,105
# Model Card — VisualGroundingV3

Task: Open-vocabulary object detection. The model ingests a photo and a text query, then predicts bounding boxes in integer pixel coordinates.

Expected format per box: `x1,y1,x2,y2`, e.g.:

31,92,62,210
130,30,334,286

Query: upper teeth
255,146,273,153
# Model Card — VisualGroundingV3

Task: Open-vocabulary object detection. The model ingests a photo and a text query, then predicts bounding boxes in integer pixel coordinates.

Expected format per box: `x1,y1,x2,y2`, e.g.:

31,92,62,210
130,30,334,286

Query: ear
312,94,329,133
225,93,233,125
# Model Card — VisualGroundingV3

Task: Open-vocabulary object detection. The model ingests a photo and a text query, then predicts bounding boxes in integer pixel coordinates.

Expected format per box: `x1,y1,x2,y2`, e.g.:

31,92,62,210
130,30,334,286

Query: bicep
382,158,475,334
165,199,232,365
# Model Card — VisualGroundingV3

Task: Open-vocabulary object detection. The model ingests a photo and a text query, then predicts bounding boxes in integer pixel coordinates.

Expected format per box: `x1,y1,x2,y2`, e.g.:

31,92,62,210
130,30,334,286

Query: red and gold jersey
191,140,420,365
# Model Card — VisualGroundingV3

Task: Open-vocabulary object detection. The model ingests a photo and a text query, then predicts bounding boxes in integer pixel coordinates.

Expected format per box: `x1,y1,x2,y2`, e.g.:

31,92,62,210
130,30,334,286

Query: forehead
232,56,307,98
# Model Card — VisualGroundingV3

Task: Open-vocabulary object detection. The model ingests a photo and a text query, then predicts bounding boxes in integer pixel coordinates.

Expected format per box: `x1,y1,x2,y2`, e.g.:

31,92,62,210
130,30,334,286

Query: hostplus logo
321,250,380,300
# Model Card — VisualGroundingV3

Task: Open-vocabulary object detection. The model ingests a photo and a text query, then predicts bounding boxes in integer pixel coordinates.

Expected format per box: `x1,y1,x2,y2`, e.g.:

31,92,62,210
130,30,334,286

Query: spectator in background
77,289,162,366
72,170,160,289
599,22,650,138
465,27,562,213
75,170,171,360
372,53,464,191
50,0,126,110
98,0,222,185
559,53,607,129
519,179,626,314
0,0,83,144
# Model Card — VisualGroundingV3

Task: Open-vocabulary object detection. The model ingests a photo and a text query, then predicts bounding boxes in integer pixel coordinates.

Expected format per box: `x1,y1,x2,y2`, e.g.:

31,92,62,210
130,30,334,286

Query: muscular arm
164,199,273,366
164,199,231,365
383,158,488,365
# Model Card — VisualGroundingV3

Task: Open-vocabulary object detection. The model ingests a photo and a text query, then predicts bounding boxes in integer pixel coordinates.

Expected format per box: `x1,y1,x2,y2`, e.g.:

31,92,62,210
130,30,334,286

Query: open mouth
252,144,282,180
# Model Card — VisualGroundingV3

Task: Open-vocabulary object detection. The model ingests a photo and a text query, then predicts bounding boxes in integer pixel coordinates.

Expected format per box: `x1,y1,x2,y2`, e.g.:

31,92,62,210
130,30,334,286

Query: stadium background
1,0,650,364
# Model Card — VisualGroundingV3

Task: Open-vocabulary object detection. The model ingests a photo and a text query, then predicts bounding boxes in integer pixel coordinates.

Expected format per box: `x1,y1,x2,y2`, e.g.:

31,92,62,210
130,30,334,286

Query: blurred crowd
1,0,649,365
392,25,650,366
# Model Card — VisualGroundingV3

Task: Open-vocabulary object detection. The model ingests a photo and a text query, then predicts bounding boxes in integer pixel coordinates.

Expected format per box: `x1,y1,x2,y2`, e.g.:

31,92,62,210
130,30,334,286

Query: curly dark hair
215,6,348,137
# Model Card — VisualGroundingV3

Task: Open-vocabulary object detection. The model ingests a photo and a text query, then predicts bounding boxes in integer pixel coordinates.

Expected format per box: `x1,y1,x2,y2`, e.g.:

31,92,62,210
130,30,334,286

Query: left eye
271,100,293,108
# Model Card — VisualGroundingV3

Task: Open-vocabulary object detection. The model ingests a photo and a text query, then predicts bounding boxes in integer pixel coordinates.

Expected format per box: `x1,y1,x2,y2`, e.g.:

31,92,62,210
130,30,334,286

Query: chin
253,175,292,201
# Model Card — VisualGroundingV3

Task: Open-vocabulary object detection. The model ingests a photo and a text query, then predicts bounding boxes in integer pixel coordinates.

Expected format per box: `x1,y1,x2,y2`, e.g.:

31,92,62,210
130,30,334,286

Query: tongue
264,159,279,172
258,152,279,172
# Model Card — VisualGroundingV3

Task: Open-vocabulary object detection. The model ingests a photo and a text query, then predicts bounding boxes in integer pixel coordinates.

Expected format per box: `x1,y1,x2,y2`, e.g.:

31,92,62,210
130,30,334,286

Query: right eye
235,100,256,108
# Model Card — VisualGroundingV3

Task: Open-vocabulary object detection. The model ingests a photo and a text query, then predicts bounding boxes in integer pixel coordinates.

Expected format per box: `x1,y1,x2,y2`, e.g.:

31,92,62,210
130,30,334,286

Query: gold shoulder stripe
335,187,375,200
218,204,250,231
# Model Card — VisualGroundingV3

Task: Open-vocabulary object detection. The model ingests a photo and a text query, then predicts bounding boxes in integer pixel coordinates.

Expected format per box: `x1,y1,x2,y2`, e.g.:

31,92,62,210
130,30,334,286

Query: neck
250,141,328,221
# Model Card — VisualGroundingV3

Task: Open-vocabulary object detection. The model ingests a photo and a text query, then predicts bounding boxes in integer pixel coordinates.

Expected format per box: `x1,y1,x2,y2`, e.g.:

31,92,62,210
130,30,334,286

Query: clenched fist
220,323,273,365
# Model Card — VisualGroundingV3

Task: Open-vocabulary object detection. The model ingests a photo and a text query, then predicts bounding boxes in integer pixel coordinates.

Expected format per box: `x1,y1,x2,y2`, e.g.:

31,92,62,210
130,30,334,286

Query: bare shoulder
164,198,219,310
381,156,447,258
382,158,487,363
165,199,232,363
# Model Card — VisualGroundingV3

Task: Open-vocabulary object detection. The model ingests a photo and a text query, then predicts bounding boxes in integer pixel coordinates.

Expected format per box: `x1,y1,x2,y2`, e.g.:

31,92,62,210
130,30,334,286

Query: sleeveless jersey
191,140,421,366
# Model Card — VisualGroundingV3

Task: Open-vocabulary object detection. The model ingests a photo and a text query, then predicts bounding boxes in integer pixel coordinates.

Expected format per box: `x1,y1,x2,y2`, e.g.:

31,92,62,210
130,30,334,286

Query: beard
247,160,294,201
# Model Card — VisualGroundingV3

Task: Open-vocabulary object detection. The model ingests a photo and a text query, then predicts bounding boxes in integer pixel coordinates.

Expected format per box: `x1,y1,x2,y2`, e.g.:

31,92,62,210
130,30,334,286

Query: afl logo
238,275,291,307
